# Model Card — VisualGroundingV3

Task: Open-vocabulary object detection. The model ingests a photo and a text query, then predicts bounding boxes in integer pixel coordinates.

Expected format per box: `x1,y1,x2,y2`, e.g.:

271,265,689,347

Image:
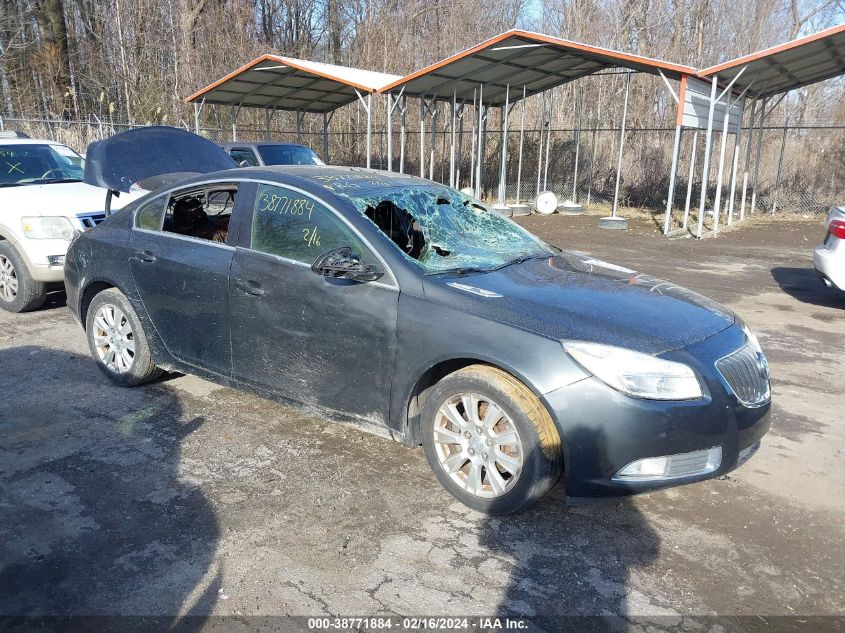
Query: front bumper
542,324,771,497
12,237,70,283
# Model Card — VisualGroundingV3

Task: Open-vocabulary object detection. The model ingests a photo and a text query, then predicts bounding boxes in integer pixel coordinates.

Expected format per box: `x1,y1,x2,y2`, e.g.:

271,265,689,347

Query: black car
219,142,323,167
65,127,771,514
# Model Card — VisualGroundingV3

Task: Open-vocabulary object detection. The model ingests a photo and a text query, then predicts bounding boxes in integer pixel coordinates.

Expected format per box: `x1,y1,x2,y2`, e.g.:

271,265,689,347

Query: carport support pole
497,84,510,206
662,123,683,235
469,90,477,192
771,117,788,214
419,99,426,178
611,73,631,219
543,90,553,191
515,86,526,204
695,75,718,239
399,97,407,174
682,131,699,231
429,102,437,181
456,103,465,189
449,90,457,188
231,104,240,141
750,97,768,215
475,84,484,199
586,115,597,208
193,99,205,135
727,105,746,225
365,94,372,169
322,112,330,164
265,108,272,140
386,93,393,172
572,87,583,203
739,100,757,222
536,91,546,196
712,99,732,236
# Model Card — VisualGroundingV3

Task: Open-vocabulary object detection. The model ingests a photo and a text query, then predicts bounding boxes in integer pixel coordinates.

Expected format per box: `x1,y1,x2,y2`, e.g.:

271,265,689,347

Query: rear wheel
86,288,163,386
0,241,46,313
421,365,563,514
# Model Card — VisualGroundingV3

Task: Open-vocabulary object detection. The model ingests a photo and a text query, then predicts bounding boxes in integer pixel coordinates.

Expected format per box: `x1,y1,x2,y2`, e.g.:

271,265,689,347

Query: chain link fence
3,116,842,216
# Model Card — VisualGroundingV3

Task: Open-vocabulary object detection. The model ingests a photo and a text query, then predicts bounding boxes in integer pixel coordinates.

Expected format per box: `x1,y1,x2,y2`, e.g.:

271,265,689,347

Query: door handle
136,250,157,263
234,279,266,297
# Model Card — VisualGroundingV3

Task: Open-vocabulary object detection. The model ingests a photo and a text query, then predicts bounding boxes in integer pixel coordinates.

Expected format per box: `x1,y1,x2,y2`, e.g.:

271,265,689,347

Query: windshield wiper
490,252,553,271
427,266,492,276
0,182,23,188
35,178,83,184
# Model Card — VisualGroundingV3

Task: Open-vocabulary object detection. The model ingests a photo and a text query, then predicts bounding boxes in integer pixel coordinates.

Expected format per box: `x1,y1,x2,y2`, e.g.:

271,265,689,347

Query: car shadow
479,433,661,627
0,346,220,627
771,266,845,309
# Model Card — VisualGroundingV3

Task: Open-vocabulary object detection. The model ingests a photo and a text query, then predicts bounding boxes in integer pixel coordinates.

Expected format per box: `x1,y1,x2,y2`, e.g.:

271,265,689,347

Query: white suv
0,134,139,312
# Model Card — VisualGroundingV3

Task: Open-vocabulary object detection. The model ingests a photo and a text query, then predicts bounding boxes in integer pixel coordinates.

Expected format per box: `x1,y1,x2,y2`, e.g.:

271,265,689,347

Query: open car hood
83,126,236,193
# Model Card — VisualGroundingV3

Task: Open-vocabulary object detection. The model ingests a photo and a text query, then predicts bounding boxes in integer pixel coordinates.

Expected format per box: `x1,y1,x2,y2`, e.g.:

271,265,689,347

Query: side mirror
311,246,384,282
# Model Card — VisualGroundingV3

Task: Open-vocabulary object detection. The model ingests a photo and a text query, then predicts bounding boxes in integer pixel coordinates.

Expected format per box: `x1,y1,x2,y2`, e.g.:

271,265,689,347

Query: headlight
21,216,74,240
741,323,763,354
563,341,703,400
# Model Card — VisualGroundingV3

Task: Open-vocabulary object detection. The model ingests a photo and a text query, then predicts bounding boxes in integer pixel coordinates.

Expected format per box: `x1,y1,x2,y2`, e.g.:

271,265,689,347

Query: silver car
814,205,845,292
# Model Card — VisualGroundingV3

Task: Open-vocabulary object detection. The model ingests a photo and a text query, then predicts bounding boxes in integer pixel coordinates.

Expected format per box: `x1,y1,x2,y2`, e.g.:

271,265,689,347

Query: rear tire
86,288,163,387
421,365,563,514
0,241,47,313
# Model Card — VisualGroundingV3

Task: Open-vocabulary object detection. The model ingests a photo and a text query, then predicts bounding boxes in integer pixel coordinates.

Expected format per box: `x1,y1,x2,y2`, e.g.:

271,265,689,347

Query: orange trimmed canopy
377,29,697,105
698,24,845,98
186,55,400,113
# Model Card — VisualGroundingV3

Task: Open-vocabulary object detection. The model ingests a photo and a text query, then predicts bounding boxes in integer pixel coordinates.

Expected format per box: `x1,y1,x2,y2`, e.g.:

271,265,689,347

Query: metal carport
185,55,400,166
663,23,845,237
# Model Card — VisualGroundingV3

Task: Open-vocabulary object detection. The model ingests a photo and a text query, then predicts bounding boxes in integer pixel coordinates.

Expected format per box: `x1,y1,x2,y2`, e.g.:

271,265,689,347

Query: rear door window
135,196,168,231
250,184,370,264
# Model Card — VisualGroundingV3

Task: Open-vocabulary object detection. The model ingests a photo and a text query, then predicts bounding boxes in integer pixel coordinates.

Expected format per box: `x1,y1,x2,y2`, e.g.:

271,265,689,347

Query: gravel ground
1,214,843,631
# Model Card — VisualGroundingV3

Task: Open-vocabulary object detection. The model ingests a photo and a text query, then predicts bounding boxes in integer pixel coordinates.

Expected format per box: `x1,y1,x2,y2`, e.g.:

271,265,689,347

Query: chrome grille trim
77,213,106,229
716,344,771,407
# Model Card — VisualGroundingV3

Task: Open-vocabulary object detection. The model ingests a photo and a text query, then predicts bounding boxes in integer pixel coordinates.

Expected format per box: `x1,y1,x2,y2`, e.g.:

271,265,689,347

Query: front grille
77,213,106,229
716,344,771,407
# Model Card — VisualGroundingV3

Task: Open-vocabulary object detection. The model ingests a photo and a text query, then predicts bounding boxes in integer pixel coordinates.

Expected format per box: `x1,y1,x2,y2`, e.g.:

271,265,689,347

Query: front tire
0,241,47,313
421,365,563,514
86,288,163,387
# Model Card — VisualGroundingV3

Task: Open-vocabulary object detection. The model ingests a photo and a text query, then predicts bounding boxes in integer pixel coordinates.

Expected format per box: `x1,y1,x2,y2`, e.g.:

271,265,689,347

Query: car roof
162,165,437,196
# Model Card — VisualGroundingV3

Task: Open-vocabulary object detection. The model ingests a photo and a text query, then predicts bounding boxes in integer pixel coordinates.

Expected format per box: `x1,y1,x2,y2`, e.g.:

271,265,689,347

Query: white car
814,205,845,292
0,133,140,312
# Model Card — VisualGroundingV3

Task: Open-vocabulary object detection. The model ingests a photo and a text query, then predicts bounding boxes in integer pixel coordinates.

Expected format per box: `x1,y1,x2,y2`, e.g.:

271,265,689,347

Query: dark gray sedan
65,127,771,514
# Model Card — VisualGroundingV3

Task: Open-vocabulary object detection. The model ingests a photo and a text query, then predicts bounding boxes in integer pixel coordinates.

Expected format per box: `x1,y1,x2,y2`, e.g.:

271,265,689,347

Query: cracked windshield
330,181,554,274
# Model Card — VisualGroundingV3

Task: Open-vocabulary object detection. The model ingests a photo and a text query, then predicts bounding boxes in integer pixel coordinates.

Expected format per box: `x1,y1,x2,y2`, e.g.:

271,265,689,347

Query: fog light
613,446,722,482
47,255,65,266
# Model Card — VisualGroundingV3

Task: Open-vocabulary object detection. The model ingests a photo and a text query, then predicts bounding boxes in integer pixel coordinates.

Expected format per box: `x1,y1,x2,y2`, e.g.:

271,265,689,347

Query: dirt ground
1,213,843,630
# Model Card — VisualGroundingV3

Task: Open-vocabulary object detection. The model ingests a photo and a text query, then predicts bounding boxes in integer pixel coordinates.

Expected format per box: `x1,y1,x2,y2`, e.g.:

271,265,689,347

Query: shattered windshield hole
337,185,553,275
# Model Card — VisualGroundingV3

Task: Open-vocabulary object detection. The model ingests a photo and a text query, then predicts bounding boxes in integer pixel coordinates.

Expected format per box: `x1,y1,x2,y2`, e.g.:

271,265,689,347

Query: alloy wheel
0,255,18,303
92,304,136,373
432,393,524,498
